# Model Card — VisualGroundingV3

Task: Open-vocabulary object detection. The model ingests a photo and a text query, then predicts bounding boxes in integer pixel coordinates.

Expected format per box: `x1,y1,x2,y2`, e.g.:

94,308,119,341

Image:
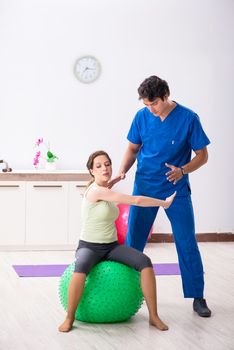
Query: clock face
74,55,101,83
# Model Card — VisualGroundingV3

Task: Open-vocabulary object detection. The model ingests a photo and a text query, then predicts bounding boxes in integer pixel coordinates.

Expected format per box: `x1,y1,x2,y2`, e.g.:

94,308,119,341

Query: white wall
0,0,233,233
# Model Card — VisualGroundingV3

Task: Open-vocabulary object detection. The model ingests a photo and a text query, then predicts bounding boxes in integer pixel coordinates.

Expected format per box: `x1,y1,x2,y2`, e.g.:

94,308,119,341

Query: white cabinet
0,178,87,249
25,182,69,245
68,182,86,245
0,182,26,245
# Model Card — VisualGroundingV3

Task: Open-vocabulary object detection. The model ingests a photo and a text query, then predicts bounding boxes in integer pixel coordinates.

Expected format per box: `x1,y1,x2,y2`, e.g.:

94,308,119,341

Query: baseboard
149,233,234,243
0,244,77,251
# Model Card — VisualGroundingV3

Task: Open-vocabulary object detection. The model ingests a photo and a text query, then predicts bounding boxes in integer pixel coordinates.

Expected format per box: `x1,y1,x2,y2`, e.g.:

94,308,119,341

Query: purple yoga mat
153,263,180,275
12,264,68,277
12,263,180,277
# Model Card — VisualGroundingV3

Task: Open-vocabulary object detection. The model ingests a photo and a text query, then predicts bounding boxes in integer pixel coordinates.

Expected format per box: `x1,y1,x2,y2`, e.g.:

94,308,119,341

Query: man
110,75,211,317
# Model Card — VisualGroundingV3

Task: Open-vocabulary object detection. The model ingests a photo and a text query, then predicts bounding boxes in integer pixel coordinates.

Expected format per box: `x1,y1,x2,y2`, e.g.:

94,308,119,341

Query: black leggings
74,240,152,275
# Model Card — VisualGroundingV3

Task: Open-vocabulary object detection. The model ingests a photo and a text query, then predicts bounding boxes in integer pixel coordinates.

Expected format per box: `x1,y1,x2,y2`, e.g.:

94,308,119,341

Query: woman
59,150,176,332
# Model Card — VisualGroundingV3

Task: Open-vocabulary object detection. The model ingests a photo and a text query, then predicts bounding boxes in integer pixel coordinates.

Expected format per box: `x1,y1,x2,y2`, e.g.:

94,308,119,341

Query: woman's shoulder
86,183,109,202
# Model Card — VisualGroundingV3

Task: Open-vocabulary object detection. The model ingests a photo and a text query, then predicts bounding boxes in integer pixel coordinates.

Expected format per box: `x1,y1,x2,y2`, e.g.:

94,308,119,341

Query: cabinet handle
0,185,20,188
33,185,63,188
76,185,86,188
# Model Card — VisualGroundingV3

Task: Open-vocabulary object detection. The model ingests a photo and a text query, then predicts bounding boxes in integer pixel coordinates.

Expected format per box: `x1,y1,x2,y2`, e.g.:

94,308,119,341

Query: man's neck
160,100,176,121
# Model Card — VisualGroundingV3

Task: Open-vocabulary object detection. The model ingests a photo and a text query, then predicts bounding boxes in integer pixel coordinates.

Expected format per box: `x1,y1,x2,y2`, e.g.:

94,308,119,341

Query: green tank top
80,184,119,243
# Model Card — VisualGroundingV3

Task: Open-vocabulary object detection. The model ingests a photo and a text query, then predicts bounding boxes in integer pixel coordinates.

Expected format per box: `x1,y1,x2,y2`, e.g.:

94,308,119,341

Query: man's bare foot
149,316,169,331
58,317,74,332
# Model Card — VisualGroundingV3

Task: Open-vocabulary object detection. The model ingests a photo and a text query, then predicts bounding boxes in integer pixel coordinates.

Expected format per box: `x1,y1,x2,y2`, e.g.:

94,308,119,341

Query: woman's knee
74,260,94,274
138,254,153,271
74,247,100,274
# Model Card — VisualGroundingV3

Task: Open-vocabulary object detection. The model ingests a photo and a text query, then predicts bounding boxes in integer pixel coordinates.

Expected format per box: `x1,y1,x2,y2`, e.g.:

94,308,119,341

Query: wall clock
74,55,101,83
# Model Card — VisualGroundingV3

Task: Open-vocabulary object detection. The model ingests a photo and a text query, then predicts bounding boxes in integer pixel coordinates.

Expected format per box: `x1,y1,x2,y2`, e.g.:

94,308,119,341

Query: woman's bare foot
58,317,74,332
149,316,169,331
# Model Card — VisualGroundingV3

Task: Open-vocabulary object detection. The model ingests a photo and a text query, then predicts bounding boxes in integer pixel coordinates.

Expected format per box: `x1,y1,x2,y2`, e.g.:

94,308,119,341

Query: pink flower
36,138,43,146
33,138,58,169
33,151,41,166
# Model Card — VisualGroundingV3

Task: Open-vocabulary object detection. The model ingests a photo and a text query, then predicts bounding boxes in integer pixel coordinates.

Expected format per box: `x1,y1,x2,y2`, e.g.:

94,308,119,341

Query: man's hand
107,172,126,189
165,163,183,185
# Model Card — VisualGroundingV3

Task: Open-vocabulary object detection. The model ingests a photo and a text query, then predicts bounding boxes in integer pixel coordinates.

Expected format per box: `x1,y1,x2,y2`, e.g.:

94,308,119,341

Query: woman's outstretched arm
87,187,176,209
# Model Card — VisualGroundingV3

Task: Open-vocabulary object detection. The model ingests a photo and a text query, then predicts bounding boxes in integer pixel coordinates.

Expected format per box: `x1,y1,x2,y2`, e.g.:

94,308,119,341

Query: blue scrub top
127,102,210,198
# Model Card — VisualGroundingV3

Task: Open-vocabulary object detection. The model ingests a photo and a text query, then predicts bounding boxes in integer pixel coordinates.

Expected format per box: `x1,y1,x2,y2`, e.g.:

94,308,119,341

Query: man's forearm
182,148,208,175
119,148,138,174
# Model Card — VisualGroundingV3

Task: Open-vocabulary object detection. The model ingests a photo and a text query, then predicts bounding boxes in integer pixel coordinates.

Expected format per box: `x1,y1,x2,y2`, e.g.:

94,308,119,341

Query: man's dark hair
138,75,170,101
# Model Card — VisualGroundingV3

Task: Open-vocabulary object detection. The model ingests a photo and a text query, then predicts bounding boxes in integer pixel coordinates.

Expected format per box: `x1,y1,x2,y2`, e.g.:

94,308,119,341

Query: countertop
0,169,91,181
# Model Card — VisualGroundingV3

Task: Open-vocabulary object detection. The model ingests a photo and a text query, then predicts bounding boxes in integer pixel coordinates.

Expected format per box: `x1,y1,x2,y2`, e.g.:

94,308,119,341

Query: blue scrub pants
125,195,204,298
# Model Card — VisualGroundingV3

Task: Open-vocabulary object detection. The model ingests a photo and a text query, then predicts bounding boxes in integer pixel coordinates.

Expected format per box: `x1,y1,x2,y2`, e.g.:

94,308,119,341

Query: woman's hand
163,191,177,209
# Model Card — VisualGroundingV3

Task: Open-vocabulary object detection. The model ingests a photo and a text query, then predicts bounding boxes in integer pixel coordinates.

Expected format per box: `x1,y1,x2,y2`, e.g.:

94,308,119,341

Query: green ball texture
59,261,144,323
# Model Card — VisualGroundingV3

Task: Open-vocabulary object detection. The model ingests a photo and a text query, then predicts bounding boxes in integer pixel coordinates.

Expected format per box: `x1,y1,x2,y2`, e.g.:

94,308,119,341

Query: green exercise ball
59,261,144,323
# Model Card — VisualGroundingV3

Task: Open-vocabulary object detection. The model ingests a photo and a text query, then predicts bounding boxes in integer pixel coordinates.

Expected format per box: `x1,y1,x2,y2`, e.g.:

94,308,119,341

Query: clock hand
83,67,95,73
